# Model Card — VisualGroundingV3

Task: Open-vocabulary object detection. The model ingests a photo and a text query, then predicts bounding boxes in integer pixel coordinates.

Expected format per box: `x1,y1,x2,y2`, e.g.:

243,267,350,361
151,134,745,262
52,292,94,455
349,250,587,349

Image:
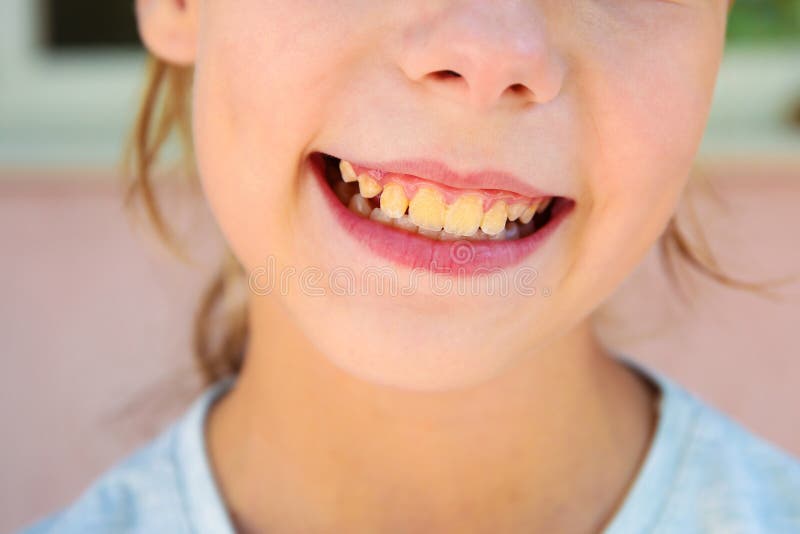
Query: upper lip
333,155,553,199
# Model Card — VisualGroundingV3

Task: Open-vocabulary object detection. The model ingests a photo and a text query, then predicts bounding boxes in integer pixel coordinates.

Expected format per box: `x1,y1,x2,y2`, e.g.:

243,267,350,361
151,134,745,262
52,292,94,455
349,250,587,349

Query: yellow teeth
480,201,508,236
418,227,443,239
338,163,554,242
356,206,532,243
444,194,483,236
537,197,552,213
489,229,507,241
358,174,382,198
440,231,460,241
369,207,393,224
339,160,358,183
347,193,372,217
392,214,418,233
519,201,540,225
507,203,527,222
408,187,446,231
379,183,409,219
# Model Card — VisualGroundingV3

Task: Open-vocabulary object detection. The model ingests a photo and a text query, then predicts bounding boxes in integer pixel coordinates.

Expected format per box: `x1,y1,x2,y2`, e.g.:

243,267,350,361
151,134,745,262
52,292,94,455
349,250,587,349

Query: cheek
567,9,725,290
191,1,357,269
585,20,721,241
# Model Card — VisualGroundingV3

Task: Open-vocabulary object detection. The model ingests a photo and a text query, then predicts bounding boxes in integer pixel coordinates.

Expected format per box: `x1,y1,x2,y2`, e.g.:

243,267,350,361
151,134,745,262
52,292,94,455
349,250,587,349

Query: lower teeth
325,155,549,242
344,192,540,242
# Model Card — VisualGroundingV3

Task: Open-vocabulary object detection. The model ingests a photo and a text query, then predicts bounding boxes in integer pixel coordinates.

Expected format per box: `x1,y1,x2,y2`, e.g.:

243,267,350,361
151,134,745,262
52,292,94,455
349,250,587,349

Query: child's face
141,0,729,389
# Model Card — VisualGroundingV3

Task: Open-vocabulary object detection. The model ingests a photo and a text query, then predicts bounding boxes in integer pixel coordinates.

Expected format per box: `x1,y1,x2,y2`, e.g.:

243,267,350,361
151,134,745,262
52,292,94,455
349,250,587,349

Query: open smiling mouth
309,152,575,274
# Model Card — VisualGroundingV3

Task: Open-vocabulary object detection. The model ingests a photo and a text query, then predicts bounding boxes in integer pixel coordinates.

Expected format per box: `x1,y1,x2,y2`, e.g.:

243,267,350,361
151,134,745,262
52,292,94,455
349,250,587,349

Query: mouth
308,151,574,274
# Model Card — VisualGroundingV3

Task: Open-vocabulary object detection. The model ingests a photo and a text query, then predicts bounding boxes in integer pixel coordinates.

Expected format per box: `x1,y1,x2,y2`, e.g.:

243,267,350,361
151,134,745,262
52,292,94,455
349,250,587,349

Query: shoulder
643,367,800,533
661,393,800,532
609,358,800,534
19,425,192,534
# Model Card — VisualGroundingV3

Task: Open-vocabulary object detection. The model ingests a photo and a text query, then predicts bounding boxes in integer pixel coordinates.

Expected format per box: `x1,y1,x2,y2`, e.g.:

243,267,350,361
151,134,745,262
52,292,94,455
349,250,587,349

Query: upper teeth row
339,160,549,237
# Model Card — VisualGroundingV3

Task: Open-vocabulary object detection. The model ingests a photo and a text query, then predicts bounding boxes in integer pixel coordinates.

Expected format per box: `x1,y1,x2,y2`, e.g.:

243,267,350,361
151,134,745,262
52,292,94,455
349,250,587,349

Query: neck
207,297,658,533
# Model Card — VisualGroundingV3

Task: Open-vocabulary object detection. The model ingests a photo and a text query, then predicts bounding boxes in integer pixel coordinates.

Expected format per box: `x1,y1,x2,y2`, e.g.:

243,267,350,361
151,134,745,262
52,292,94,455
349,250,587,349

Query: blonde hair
125,57,772,386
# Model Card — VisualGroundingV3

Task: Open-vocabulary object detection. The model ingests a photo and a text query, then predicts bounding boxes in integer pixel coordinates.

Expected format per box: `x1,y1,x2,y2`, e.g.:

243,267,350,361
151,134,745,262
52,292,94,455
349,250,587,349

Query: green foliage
727,0,800,42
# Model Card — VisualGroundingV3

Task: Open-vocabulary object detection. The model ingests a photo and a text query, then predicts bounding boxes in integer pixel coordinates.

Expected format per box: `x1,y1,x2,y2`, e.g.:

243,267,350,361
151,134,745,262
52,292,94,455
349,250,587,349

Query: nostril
431,70,463,81
507,83,535,99
423,71,537,107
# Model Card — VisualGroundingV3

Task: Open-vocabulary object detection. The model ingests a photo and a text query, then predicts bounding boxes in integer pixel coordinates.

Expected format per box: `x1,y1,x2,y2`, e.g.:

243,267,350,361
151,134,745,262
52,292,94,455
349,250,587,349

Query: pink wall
1,164,799,532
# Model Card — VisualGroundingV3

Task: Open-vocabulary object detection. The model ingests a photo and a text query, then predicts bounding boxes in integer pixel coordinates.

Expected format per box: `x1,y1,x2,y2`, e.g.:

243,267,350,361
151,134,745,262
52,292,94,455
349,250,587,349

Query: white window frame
0,0,145,169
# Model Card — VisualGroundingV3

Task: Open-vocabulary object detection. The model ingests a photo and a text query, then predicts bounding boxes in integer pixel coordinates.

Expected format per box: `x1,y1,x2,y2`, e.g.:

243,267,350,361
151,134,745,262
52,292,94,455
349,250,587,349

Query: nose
397,1,566,111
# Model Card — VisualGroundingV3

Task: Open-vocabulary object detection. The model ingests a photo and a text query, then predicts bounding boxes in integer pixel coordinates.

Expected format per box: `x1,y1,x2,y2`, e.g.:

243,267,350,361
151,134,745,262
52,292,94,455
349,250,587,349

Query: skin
137,0,730,532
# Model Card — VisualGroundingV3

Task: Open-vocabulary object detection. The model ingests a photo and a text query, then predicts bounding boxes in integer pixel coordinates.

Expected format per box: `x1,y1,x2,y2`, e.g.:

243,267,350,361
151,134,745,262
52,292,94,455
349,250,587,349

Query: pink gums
350,163,543,211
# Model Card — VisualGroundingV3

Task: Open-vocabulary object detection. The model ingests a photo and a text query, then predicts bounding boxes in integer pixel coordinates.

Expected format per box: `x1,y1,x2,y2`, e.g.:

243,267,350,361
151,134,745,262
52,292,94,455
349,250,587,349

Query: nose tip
398,3,566,111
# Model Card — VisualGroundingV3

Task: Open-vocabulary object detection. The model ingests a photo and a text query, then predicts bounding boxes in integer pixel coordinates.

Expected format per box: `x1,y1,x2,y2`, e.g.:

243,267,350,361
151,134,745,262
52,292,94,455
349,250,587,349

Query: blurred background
1,0,799,531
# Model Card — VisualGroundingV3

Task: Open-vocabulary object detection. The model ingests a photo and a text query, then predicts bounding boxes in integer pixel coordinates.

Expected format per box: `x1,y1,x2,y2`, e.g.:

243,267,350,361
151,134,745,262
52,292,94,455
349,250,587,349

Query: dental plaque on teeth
326,156,560,242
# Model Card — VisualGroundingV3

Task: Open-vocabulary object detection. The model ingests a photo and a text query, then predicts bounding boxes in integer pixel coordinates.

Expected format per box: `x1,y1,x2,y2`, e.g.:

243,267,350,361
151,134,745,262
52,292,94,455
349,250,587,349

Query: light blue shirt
20,359,800,533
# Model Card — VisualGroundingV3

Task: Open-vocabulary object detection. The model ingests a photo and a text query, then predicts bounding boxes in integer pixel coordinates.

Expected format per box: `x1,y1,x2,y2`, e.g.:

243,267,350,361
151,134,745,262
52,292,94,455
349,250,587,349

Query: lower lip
309,154,574,275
